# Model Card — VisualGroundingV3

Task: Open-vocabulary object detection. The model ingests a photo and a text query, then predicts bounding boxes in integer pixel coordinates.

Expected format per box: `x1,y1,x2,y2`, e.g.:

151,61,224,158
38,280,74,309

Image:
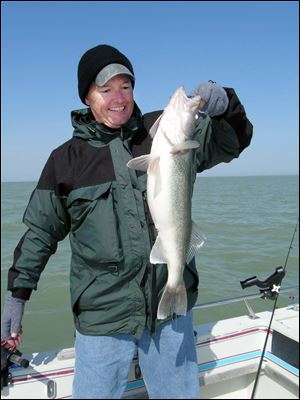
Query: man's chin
109,115,131,128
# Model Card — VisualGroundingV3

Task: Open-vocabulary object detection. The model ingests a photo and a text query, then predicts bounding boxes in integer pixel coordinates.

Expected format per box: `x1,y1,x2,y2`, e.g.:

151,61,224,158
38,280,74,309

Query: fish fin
148,156,160,175
170,140,200,154
186,221,206,263
127,155,151,171
157,282,187,320
150,235,167,264
149,114,164,138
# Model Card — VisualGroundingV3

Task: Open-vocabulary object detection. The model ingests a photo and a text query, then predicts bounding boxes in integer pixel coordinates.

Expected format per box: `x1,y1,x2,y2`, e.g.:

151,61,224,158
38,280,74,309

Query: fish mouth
172,86,201,112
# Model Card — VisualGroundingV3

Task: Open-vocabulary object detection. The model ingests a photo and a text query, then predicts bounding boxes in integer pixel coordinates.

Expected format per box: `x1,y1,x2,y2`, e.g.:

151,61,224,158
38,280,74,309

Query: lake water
1,175,298,354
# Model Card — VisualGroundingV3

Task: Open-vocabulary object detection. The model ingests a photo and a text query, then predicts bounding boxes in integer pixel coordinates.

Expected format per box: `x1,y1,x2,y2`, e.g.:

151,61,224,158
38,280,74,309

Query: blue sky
1,1,299,181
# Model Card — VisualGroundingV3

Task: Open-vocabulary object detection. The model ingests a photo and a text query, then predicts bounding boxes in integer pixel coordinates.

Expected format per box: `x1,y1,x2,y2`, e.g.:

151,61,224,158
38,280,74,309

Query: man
1,44,253,398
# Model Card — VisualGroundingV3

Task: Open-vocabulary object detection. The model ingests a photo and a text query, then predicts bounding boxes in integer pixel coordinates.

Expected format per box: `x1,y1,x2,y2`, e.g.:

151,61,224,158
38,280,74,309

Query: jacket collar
71,102,143,146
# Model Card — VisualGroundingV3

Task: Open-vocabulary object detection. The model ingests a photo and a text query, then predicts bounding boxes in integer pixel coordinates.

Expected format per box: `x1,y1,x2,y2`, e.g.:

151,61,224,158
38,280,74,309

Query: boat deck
1,297,298,399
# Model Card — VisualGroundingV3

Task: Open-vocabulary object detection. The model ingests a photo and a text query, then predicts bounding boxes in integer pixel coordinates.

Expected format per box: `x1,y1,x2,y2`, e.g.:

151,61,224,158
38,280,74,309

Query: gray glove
190,80,229,117
1,291,26,339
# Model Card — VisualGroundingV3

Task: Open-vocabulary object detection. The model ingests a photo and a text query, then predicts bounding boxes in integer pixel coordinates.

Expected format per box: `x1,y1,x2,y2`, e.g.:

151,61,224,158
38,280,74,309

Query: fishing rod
245,218,299,399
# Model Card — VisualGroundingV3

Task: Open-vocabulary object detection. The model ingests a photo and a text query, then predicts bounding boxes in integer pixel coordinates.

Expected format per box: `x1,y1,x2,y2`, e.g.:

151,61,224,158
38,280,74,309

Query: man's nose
113,90,126,101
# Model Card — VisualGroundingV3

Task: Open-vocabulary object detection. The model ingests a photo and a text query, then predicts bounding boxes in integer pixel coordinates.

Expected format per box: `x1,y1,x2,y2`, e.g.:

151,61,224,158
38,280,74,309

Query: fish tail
157,282,187,320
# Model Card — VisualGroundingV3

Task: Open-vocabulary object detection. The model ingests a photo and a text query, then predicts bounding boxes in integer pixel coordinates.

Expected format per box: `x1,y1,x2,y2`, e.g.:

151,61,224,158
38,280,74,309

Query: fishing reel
240,266,285,300
1,341,29,390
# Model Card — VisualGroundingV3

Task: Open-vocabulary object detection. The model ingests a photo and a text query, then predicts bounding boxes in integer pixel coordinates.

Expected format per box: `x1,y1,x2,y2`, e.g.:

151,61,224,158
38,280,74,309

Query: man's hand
190,80,229,117
1,291,26,350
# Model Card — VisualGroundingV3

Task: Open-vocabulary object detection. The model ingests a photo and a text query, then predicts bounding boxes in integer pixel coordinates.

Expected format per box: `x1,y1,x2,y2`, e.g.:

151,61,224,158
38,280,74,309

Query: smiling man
84,61,135,129
1,44,253,399
85,74,134,128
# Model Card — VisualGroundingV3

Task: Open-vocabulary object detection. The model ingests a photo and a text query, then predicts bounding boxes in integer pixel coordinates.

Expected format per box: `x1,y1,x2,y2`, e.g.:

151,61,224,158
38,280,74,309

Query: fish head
164,86,201,140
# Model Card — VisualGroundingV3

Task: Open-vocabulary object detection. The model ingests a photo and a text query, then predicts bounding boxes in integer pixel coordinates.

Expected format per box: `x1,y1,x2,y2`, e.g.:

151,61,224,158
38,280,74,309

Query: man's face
85,75,134,129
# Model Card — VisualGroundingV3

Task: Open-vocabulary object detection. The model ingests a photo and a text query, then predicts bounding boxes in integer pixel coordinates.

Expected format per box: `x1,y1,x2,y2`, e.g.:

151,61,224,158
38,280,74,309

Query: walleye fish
127,86,205,320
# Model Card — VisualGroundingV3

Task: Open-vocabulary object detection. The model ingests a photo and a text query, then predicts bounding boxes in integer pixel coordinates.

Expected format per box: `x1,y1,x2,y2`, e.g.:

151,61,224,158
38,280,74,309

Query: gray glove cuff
1,291,26,339
190,80,229,117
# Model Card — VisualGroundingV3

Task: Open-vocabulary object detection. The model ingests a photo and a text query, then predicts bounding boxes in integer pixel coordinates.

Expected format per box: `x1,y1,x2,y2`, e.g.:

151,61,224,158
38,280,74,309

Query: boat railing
192,285,299,319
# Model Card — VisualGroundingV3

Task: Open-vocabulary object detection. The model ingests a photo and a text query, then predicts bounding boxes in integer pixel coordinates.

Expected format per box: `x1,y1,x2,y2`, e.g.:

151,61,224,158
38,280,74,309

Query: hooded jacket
7,88,253,338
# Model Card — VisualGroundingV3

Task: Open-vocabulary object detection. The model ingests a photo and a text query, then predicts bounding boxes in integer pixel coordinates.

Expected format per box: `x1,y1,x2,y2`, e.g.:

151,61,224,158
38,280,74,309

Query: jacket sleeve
194,87,253,173
7,153,71,300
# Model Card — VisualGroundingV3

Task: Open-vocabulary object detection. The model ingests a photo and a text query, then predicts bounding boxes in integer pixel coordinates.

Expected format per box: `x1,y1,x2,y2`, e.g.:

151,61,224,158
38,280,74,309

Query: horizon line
1,173,299,184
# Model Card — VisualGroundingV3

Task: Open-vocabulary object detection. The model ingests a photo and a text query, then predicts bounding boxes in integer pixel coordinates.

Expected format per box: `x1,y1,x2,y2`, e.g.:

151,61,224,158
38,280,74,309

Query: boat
1,272,299,399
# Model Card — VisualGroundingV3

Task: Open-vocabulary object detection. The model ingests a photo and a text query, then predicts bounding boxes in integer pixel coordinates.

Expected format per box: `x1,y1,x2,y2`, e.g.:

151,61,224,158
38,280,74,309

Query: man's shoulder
50,137,87,157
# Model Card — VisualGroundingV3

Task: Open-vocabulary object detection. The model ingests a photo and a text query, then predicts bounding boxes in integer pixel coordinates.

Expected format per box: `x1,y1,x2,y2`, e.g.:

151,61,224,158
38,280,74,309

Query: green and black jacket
8,88,253,338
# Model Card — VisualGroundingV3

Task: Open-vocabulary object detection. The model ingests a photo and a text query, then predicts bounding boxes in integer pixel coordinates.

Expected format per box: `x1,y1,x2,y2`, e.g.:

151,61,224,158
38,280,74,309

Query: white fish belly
148,151,193,287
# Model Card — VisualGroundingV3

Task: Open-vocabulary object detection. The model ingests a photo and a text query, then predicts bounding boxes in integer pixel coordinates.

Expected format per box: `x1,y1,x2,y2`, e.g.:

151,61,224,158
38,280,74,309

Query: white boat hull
1,304,298,399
